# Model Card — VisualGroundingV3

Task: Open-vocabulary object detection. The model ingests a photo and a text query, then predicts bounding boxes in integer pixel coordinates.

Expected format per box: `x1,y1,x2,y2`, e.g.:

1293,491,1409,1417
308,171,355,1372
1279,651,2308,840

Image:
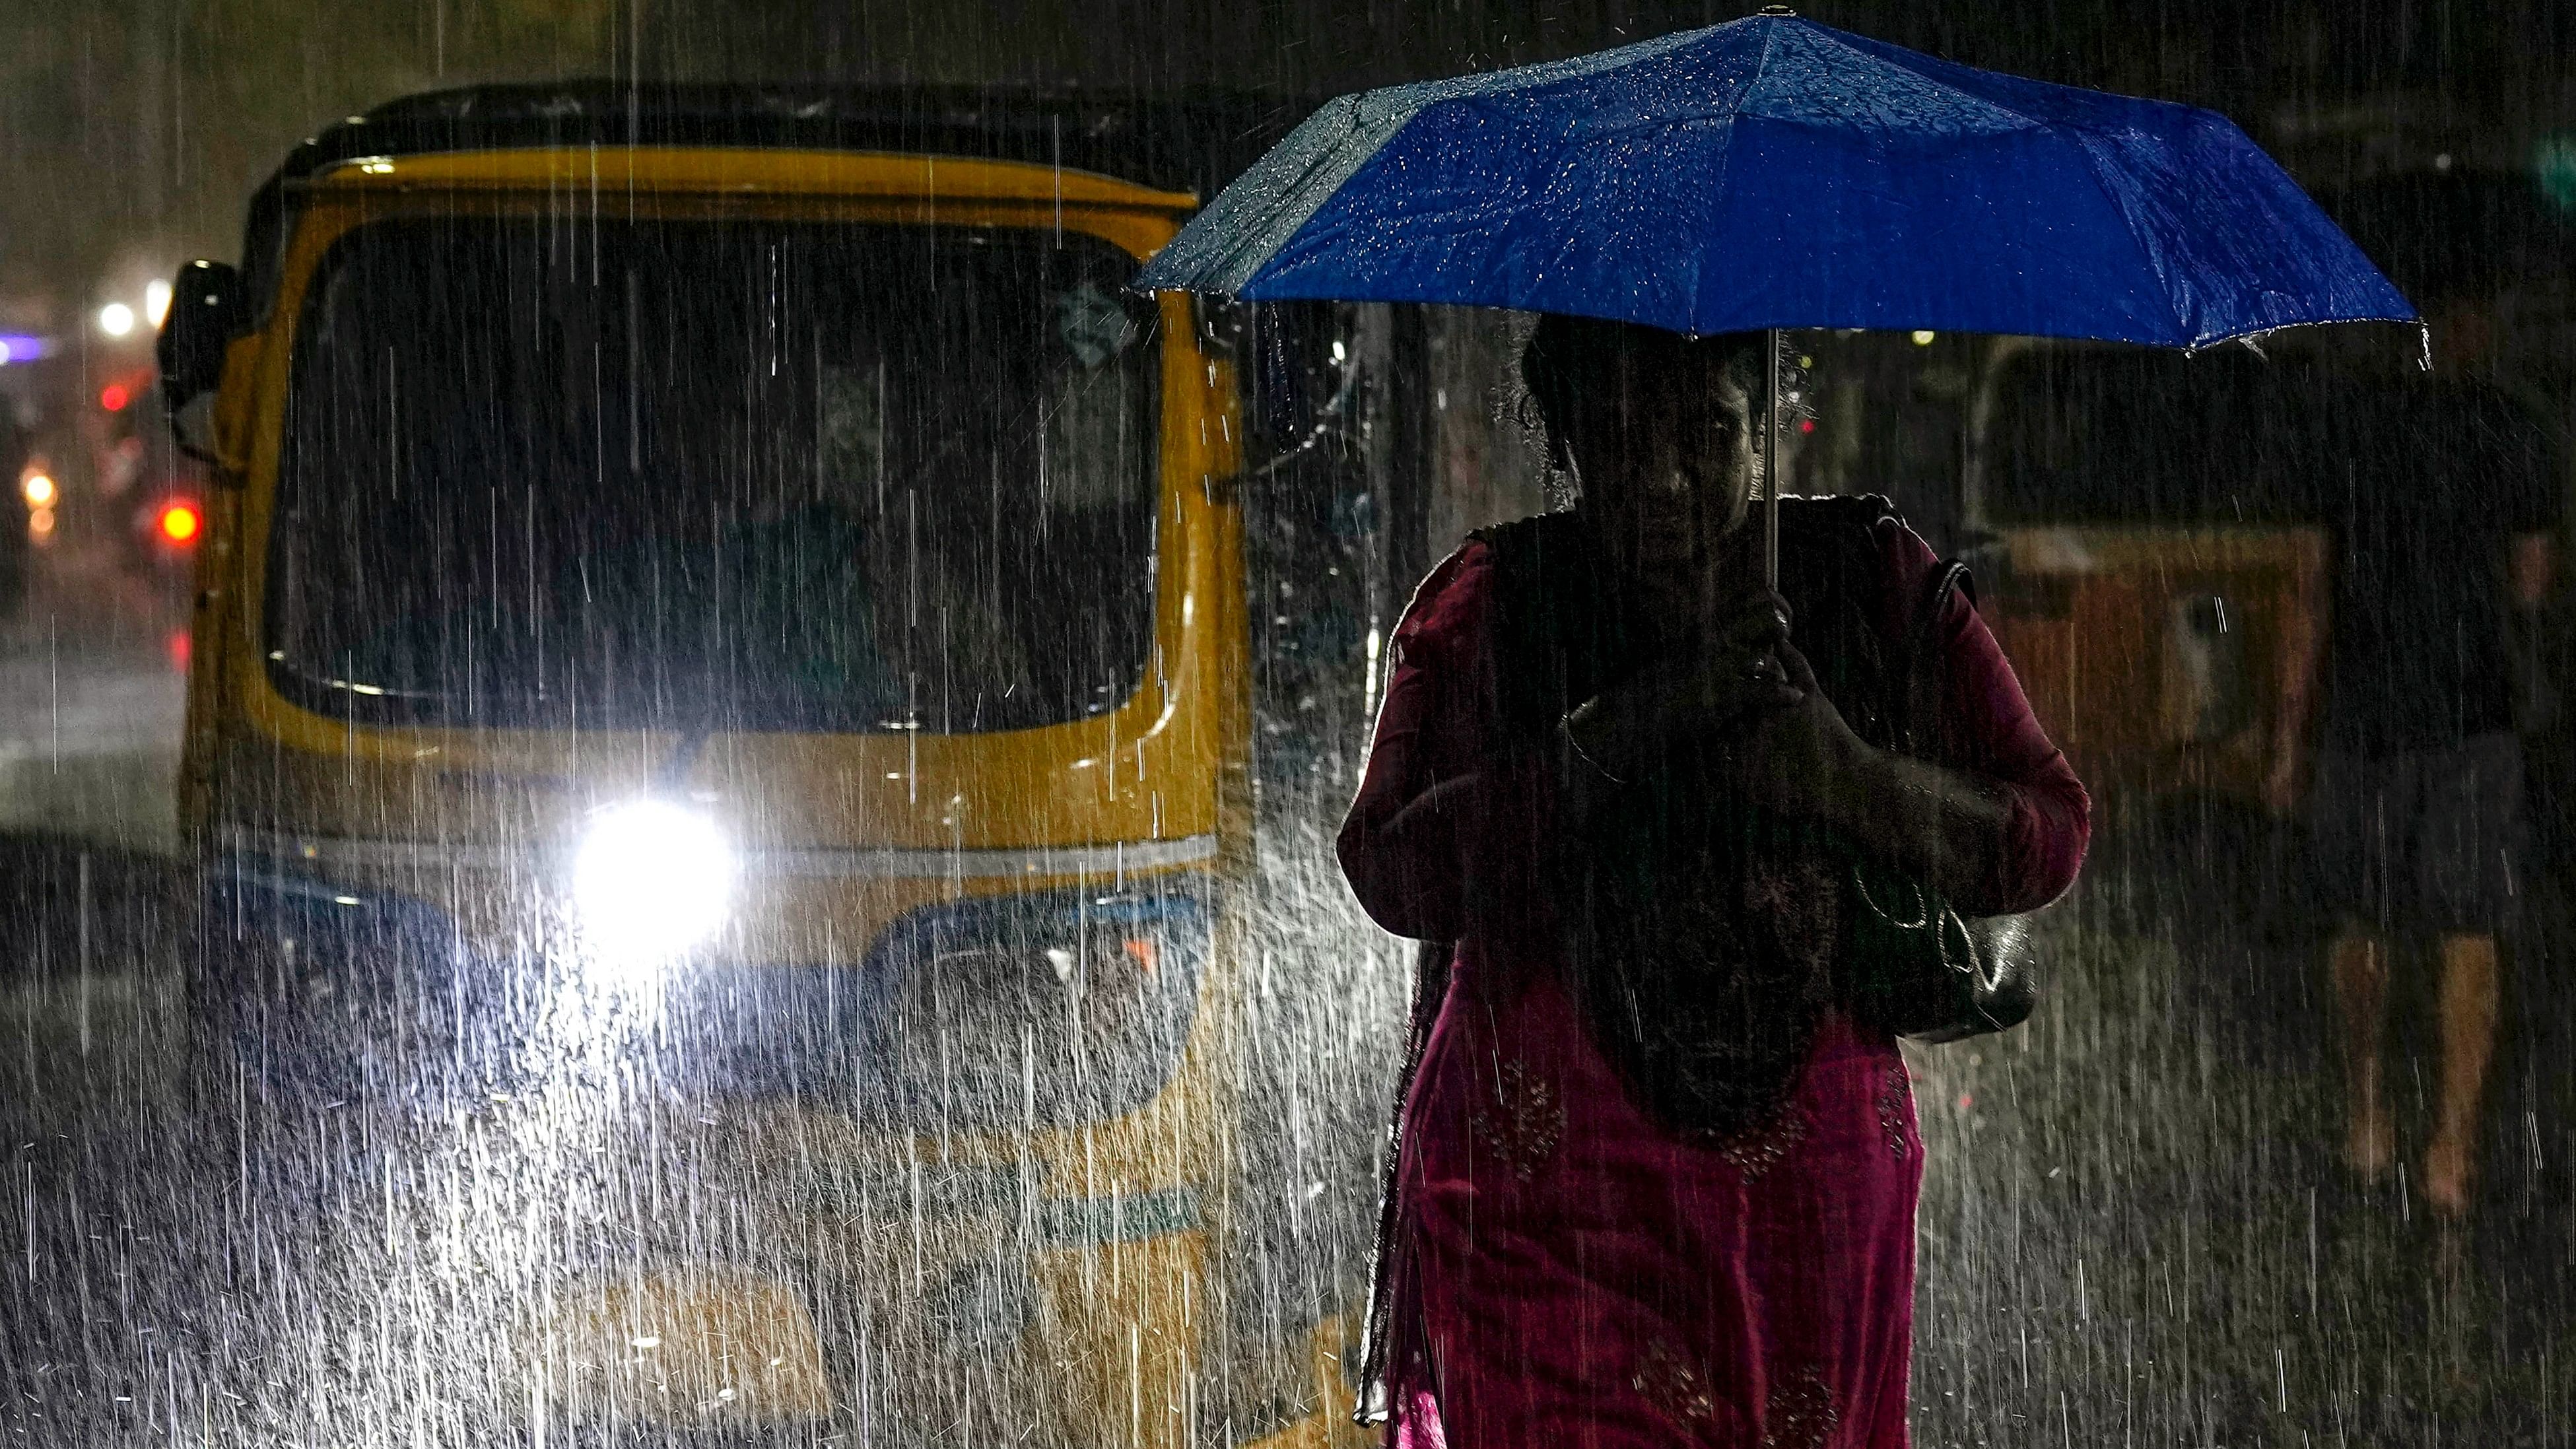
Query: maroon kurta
1339,523,2089,1449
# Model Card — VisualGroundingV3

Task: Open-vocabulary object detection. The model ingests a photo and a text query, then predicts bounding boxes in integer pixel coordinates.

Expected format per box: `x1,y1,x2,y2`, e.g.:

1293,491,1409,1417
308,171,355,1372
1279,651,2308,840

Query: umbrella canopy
1135,13,2413,349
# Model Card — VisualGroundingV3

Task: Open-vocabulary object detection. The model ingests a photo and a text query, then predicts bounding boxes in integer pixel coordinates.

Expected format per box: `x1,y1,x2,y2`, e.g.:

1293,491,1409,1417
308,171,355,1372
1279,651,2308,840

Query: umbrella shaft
1764,325,1782,588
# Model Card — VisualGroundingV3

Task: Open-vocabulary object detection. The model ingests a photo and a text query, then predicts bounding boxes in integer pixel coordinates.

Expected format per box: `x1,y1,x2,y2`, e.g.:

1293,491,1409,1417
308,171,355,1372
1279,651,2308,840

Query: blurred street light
157,500,202,543
98,302,135,337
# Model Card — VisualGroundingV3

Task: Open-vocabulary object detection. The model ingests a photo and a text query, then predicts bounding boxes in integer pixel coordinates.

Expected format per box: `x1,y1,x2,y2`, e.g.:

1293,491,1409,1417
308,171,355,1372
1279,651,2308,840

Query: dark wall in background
5,0,2571,318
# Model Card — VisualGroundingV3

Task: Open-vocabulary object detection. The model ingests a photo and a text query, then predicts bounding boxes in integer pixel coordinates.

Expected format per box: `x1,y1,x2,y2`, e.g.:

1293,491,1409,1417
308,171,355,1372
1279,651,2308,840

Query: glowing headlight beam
572,799,735,968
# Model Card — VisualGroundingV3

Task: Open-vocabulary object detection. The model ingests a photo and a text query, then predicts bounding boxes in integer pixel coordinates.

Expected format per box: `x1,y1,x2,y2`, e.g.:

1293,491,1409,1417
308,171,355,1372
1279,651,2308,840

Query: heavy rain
2,3,2573,1446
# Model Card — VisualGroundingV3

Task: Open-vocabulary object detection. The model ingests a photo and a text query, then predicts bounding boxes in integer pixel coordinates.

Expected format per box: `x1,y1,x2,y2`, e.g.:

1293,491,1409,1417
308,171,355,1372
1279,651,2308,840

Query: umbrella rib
2063,129,2201,347
1209,107,1372,285
1145,91,1432,294
1801,23,2055,133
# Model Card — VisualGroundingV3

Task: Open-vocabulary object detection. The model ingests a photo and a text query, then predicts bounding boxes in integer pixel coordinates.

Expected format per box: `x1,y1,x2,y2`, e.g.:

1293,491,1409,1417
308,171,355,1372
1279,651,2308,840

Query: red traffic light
100,382,131,411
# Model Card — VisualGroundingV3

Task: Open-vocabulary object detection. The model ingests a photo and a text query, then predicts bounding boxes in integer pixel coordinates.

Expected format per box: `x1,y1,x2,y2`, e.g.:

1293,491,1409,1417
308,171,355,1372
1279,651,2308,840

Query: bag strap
1893,556,1974,758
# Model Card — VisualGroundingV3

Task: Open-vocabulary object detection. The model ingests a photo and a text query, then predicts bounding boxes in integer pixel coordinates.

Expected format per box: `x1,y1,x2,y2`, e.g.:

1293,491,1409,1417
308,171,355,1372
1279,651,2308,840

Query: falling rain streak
1,3,2574,1448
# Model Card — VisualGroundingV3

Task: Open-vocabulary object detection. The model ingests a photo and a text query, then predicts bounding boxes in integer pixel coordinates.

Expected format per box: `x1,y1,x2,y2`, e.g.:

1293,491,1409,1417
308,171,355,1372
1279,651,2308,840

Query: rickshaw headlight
573,799,735,966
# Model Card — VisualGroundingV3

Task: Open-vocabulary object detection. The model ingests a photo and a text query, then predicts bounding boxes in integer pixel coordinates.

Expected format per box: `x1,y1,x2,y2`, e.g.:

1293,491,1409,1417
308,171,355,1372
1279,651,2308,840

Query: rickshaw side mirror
157,259,245,466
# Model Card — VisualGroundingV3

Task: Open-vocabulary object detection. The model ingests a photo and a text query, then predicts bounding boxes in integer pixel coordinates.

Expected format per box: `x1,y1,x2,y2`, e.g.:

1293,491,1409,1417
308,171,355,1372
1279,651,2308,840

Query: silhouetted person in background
2313,356,2558,1222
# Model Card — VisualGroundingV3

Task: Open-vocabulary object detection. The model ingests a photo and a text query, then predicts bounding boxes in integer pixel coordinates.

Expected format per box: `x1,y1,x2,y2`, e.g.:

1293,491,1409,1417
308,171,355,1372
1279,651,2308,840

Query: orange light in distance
157,501,201,544
20,471,55,508
100,383,131,412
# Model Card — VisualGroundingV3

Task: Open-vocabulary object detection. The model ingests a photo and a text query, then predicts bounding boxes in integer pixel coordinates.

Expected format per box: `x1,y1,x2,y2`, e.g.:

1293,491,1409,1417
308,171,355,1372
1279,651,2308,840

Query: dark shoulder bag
1837,558,2041,1044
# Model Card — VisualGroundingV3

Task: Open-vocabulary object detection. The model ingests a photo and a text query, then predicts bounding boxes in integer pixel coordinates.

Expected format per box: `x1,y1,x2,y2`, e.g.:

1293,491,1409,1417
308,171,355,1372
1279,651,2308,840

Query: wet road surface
5,535,2574,1446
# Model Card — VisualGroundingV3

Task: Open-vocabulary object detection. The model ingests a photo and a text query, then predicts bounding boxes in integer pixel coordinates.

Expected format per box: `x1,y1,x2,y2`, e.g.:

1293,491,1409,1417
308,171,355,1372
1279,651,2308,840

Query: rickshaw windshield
266,216,1161,733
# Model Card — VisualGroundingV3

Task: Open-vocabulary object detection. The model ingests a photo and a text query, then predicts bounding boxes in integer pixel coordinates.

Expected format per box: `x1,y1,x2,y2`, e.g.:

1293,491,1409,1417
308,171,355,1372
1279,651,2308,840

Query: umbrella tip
1757,4,1798,13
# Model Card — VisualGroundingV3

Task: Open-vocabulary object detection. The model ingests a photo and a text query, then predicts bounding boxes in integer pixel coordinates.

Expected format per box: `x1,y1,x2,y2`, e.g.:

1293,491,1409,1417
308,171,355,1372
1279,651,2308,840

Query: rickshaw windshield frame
263,209,1164,736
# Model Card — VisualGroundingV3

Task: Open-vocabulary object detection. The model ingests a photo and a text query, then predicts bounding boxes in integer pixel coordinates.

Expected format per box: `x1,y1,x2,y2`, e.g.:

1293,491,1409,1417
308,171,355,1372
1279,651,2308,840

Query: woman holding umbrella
1137,13,2415,1444
1336,315,2088,1447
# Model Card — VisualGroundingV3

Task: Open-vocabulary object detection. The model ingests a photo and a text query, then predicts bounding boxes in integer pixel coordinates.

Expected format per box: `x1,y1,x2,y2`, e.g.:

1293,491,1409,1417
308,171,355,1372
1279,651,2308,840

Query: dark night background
5,4,2576,1448
5,0,2574,314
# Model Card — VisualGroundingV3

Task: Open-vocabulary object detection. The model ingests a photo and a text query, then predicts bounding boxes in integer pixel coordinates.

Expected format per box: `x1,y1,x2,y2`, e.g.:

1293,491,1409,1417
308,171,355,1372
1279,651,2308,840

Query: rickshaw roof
238,81,1310,318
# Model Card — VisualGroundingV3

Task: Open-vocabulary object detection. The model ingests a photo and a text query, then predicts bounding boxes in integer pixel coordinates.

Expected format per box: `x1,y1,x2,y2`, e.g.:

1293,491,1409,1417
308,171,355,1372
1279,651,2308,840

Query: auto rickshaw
158,83,1375,1447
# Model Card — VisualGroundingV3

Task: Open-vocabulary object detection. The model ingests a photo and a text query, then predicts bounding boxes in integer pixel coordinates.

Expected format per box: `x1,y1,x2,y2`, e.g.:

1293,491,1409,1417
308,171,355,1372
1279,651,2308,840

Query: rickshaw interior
269,215,1161,735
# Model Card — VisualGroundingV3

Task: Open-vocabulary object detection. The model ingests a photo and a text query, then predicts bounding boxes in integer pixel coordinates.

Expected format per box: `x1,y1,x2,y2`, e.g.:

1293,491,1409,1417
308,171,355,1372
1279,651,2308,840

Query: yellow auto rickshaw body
174,95,1367,1447
190,147,1237,916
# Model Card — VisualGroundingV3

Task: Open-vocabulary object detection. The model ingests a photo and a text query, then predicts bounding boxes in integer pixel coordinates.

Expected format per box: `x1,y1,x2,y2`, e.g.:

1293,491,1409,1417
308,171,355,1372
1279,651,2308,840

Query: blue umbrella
1135,10,2416,575
1138,11,2407,344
